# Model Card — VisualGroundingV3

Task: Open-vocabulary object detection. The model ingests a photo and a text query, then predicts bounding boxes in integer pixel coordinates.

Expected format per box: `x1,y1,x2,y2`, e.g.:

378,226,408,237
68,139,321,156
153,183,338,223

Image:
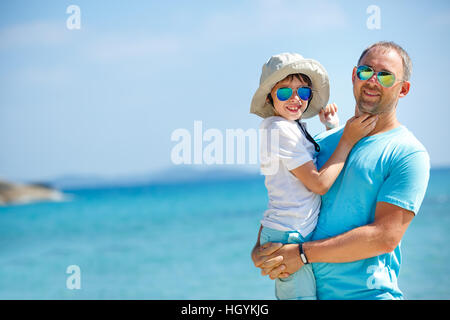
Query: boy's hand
341,113,378,146
319,103,339,130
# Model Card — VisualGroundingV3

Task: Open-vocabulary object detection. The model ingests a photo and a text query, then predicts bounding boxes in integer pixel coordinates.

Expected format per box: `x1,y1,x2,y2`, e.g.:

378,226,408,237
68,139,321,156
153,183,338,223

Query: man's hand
251,241,304,280
319,103,339,130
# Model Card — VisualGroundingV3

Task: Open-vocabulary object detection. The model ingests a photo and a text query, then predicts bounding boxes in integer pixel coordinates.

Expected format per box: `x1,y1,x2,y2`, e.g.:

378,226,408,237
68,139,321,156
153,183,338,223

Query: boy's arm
290,114,377,195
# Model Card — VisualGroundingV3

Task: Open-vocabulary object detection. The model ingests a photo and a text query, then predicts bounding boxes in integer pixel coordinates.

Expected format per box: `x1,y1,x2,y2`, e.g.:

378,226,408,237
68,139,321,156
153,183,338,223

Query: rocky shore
0,180,66,205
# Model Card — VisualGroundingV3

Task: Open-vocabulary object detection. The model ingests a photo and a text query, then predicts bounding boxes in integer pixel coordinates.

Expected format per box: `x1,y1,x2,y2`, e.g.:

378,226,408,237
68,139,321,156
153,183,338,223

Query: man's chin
357,103,379,115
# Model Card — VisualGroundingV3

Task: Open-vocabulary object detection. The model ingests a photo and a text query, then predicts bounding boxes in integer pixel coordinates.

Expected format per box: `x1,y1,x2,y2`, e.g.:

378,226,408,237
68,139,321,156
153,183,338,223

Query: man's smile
362,88,381,98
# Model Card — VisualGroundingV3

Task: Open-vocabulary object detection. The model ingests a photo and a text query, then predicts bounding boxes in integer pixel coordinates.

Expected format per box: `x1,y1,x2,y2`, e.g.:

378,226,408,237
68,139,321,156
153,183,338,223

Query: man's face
352,47,410,115
269,76,309,121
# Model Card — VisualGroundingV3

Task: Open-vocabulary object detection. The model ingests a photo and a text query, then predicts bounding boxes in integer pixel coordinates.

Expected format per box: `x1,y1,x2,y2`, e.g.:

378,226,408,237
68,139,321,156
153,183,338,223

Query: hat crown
260,53,305,85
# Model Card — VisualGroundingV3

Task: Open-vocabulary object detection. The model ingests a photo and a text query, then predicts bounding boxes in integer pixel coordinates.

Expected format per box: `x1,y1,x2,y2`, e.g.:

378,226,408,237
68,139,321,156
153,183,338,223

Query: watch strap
299,243,309,265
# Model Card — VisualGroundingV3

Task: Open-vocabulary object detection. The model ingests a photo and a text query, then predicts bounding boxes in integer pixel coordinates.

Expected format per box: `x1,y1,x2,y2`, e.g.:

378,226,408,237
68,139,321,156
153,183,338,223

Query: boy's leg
275,264,316,300
260,227,317,300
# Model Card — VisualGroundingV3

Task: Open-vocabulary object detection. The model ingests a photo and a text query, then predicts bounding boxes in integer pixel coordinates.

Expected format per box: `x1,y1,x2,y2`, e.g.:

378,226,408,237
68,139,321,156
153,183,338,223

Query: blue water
0,169,449,300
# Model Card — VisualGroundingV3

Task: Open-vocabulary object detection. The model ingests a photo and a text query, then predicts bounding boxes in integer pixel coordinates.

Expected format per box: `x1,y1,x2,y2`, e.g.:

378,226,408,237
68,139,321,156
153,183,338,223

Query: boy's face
269,76,309,121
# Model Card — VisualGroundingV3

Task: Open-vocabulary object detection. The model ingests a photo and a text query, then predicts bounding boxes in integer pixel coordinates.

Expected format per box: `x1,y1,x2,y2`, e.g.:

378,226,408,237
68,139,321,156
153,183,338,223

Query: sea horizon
2,165,449,192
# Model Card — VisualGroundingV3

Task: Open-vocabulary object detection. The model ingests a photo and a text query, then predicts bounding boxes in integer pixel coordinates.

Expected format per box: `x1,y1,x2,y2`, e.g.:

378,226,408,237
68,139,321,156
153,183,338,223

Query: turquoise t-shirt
312,125,430,300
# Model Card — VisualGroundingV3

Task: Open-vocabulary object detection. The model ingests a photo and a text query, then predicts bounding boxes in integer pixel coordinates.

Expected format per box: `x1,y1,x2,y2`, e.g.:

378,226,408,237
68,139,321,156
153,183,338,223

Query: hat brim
250,59,330,119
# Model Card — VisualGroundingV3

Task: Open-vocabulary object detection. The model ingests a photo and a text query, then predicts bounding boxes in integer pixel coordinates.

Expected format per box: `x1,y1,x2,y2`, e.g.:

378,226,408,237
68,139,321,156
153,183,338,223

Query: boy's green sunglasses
356,65,400,88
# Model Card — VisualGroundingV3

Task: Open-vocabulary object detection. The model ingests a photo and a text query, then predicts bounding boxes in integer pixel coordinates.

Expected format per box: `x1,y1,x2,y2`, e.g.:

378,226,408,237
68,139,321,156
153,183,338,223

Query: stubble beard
357,99,380,115
354,90,379,115
356,93,399,117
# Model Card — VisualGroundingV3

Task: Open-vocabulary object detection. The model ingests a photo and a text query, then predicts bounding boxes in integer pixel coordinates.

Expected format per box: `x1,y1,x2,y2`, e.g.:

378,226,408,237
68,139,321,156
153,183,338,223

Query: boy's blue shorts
260,226,317,300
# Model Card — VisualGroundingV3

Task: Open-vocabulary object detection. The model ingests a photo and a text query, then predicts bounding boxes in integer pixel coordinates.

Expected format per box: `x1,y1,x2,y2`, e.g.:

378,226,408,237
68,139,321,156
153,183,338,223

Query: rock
0,179,67,206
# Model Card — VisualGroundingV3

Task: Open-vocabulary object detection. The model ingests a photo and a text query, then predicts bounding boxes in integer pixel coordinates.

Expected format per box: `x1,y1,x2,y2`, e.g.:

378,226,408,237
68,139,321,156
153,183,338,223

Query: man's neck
355,106,400,136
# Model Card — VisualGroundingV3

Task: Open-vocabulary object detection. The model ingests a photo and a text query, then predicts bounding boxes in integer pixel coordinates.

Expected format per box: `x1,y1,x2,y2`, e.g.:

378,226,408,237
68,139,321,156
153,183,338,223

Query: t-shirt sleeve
266,121,314,171
377,151,430,215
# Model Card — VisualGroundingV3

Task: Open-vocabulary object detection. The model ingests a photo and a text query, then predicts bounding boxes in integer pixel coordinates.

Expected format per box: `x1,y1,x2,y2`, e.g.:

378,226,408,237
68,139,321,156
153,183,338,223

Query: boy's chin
286,112,303,121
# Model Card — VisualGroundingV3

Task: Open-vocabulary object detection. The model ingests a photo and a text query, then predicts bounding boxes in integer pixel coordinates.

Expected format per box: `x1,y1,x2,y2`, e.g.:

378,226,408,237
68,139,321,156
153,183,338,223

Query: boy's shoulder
260,116,298,132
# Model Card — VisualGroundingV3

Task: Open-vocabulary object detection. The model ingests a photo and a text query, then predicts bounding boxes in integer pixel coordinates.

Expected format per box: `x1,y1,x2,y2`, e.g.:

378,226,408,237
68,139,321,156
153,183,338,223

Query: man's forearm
303,203,414,264
303,224,391,263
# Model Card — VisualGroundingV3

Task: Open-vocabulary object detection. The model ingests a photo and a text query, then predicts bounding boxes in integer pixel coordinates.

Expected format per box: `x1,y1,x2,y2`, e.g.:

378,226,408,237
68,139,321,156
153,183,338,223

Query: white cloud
0,20,182,63
84,34,182,62
0,21,68,49
12,66,72,86
0,1,348,59
201,0,349,43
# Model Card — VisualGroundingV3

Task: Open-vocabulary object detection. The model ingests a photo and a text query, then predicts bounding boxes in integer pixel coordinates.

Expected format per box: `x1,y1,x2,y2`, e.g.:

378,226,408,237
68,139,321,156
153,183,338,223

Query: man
251,41,430,300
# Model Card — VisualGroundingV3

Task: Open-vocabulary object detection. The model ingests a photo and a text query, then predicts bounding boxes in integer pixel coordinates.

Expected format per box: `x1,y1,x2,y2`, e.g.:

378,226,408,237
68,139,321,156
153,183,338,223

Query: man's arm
255,201,415,279
303,201,414,262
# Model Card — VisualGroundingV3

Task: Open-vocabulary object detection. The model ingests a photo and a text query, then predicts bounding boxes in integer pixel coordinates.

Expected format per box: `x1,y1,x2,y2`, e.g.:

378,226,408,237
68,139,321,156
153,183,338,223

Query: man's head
352,41,411,115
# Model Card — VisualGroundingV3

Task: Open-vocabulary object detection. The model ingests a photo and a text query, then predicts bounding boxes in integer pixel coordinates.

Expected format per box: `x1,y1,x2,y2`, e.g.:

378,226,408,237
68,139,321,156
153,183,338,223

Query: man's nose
367,73,378,84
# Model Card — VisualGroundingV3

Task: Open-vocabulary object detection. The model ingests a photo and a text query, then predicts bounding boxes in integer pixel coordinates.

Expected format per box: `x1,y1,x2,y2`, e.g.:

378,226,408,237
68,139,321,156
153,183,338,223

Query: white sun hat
250,52,330,119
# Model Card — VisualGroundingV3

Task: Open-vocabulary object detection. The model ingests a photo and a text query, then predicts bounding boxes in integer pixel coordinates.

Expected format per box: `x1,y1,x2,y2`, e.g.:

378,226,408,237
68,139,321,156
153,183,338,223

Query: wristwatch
298,243,309,265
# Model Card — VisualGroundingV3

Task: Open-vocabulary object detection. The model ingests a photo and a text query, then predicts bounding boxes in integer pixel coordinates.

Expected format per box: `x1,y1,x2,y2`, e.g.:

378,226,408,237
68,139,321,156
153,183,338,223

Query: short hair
357,41,412,81
283,73,312,87
267,73,312,105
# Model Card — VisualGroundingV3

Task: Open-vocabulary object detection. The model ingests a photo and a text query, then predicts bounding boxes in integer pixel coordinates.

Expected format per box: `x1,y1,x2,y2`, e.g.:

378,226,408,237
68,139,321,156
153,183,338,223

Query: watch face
301,254,308,264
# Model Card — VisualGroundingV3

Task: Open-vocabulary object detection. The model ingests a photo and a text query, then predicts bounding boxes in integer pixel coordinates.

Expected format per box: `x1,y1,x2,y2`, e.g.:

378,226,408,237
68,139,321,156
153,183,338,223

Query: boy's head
267,73,313,121
250,53,329,120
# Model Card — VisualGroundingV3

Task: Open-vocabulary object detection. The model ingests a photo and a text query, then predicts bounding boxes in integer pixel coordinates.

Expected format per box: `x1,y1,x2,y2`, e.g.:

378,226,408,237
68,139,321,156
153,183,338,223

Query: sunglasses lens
276,87,293,101
377,71,395,87
357,66,374,80
298,87,312,100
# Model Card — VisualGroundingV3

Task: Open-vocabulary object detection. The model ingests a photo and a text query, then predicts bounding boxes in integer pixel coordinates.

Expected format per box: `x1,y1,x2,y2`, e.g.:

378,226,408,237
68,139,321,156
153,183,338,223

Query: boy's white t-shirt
259,116,321,237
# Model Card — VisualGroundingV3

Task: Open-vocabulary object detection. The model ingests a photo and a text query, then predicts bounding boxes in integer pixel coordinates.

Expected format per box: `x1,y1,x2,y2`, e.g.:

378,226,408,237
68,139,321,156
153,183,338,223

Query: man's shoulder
314,125,344,144
393,126,428,152
383,126,429,164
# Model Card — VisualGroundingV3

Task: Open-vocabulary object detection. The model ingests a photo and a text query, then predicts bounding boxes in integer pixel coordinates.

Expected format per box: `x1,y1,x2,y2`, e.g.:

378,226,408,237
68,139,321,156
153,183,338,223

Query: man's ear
352,67,357,84
399,81,410,98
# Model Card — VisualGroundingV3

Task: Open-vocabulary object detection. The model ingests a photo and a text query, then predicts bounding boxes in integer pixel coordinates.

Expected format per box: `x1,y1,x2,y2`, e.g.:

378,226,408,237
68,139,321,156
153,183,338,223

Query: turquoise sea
0,168,449,300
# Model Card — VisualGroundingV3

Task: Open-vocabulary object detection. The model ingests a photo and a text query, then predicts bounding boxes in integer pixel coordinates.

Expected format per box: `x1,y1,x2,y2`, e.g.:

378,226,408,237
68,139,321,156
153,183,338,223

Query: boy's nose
290,91,301,101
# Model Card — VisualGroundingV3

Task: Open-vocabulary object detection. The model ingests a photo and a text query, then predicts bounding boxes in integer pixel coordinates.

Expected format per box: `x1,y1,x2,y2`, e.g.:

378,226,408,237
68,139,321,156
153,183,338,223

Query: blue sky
1,0,450,182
